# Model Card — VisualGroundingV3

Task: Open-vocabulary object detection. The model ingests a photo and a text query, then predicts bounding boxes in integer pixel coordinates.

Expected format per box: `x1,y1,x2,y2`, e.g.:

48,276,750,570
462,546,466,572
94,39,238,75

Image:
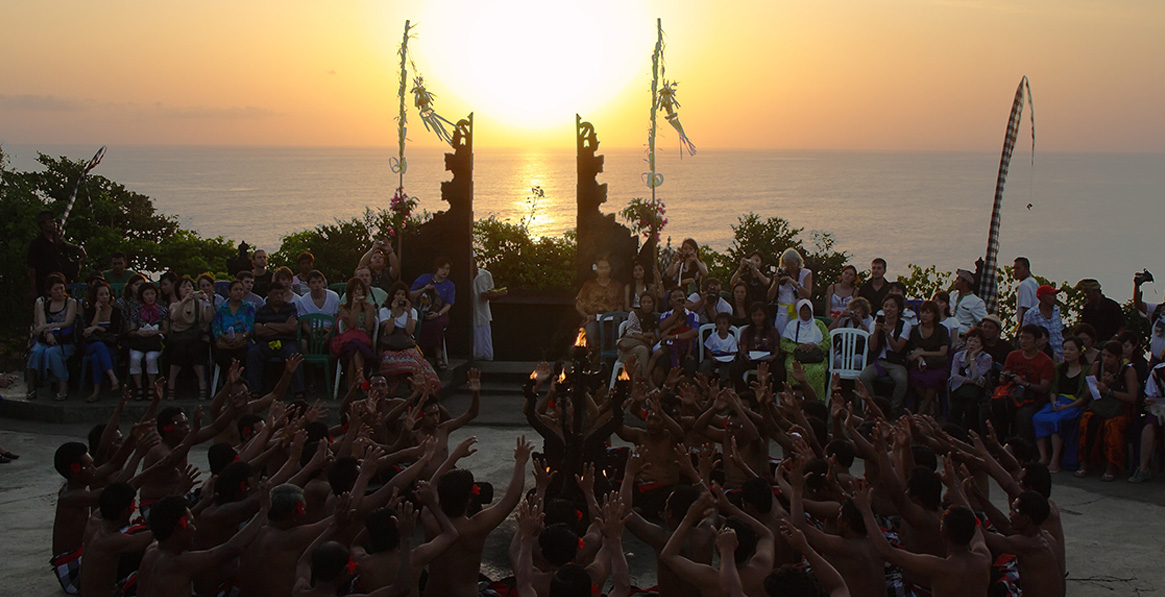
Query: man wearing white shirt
686,277,731,325
471,258,507,361
1134,270,1164,362
949,269,987,336
1014,257,1038,326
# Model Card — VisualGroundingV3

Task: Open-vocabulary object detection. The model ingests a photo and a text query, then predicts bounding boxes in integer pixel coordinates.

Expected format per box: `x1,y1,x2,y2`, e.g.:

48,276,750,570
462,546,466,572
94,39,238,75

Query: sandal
0,451,17,460
1100,473,1115,482
1074,468,1087,478
134,387,145,402
86,392,101,404
53,392,67,402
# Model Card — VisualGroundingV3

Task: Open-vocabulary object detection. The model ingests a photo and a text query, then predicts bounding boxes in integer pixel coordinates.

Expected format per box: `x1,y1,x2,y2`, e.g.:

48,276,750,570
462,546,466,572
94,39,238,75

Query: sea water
6,145,1163,301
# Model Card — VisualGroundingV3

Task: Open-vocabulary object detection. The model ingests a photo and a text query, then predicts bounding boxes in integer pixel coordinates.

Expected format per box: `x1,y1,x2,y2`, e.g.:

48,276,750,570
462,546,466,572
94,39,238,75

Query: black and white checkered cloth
979,76,1034,314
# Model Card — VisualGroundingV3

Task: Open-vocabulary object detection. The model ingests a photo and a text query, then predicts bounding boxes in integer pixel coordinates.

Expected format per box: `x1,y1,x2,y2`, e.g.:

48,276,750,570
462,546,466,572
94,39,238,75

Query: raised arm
441,369,481,432
780,519,850,597
469,435,533,533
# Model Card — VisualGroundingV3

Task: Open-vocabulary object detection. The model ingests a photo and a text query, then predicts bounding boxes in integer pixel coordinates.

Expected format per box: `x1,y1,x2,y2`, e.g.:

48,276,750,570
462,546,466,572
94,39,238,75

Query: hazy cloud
158,105,277,119
0,94,93,111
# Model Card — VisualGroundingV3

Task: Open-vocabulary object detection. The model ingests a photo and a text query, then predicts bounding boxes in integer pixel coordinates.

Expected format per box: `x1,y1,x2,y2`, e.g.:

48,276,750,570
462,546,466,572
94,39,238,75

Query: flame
574,328,588,348
618,369,631,382
529,370,538,380
557,370,567,384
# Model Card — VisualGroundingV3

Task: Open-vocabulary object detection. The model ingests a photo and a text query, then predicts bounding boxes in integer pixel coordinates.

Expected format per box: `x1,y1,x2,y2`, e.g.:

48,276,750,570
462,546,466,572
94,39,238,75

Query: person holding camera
410,257,456,370
166,276,214,400
379,281,440,390
686,277,731,325
995,325,1054,443
857,295,912,416
665,238,708,294
359,239,401,294
1133,269,1163,362
767,248,813,333
730,251,771,307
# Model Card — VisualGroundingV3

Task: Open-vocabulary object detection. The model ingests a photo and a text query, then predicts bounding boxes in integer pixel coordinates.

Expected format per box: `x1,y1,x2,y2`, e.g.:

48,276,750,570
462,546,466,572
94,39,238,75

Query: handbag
129,333,164,353
794,347,825,364
1088,396,1125,419
379,327,416,351
991,382,1026,407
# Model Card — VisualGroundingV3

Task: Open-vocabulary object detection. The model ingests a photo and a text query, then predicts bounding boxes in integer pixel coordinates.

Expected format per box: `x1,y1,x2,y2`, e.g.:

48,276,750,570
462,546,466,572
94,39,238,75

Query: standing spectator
80,281,123,403
824,265,860,319
359,240,401,293
211,280,255,373
333,277,377,390
247,282,304,398
101,251,136,286
27,210,86,298
1032,337,1089,472
858,295,912,416
1077,341,1140,481
767,248,813,333
857,258,889,313
1130,362,1165,483
1013,257,1039,326
665,238,709,294
290,251,315,296
126,282,168,400
686,277,731,326
411,257,457,370
471,257,506,361
997,325,1054,443
1074,279,1125,342
250,249,273,297
781,299,831,399
949,269,987,336
295,270,340,330
166,277,213,400
27,275,78,401
1133,271,1165,363
574,257,623,351
1022,285,1065,361
236,271,265,309
907,300,951,416
730,251,772,308
623,260,664,312
949,328,993,434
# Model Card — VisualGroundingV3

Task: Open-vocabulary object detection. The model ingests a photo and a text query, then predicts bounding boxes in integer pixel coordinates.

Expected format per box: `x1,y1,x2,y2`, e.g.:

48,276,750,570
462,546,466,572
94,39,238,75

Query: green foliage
473,216,576,292
700,213,851,309
619,196,667,242
0,150,238,335
270,207,430,287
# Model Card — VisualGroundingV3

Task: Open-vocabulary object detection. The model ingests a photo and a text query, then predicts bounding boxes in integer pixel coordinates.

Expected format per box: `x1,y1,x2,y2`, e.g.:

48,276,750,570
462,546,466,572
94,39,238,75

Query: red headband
470,484,481,497
69,462,82,475
176,515,189,530
294,501,306,516
345,557,358,576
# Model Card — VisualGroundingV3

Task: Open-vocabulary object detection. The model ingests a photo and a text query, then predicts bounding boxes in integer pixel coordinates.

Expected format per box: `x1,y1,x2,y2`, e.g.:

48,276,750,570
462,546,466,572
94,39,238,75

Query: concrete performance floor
2,406,1163,595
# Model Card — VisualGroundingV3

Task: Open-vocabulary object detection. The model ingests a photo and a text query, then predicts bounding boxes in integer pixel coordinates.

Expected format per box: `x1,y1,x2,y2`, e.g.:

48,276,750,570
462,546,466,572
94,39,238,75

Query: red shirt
1003,350,1055,403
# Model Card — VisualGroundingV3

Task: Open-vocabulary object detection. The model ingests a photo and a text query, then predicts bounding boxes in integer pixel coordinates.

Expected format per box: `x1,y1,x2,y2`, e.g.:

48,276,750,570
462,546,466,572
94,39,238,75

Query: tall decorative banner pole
645,19,663,206
978,76,1034,314
391,21,413,261
60,145,106,236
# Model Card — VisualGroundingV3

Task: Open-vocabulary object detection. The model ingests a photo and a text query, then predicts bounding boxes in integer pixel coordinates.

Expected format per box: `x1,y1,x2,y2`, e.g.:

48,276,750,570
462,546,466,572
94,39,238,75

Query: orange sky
2,0,1162,152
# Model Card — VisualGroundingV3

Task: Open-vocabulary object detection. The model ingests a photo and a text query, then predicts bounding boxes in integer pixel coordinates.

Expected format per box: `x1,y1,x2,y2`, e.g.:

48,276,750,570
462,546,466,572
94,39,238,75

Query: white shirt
876,319,913,360
378,307,417,331
472,269,495,327
704,331,738,362
1143,302,1165,360
1016,276,1038,324
950,290,987,335
295,290,340,322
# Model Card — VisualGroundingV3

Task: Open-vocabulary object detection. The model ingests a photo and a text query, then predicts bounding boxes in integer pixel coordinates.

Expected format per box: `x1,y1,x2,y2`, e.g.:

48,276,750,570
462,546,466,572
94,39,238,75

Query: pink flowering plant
620,196,668,241
383,187,419,238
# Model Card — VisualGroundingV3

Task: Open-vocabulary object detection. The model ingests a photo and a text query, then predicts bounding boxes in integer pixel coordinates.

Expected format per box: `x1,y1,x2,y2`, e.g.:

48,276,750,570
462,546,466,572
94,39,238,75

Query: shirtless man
659,488,776,596
855,486,991,597
421,435,533,597
191,462,260,596
352,481,459,593
237,483,341,597
982,492,1064,597
408,368,481,479
690,389,768,489
136,489,268,597
789,472,884,597
139,405,235,511
51,435,143,593
79,482,155,597
618,450,715,597
615,396,685,517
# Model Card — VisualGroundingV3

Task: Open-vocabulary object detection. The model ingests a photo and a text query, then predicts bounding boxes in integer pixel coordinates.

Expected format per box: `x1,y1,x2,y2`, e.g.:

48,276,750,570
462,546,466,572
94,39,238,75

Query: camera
776,267,788,278
875,311,886,324
1135,269,1154,286
396,300,406,308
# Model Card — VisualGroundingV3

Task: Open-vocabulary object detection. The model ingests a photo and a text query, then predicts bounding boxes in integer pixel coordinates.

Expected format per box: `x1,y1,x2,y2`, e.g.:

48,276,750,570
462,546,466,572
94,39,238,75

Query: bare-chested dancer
421,435,533,597
78,482,154,597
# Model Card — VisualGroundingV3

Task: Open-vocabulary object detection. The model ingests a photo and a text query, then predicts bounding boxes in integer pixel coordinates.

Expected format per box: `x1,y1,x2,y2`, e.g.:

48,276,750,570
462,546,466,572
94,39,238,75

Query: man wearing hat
1022,285,1064,361
1075,279,1125,342
950,269,987,336
979,314,1013,367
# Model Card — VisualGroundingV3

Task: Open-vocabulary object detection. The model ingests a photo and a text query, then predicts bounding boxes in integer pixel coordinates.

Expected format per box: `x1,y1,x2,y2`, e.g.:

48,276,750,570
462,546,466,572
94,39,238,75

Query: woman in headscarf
781,298,830,399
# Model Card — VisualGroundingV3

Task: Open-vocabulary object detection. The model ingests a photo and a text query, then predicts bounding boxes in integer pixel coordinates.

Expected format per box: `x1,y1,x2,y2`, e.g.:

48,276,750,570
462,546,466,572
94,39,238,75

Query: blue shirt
411,274,456,307
1022,304,1064,360
212,301,256,339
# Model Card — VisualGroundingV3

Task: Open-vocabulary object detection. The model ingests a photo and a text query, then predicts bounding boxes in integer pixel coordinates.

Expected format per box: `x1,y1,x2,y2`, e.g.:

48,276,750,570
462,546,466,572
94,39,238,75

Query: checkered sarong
979,76,1034,314
50,548,83,595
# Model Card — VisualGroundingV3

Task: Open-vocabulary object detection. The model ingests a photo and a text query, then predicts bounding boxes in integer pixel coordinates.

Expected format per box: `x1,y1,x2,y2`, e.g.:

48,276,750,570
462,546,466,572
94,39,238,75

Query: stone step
471,361,541,384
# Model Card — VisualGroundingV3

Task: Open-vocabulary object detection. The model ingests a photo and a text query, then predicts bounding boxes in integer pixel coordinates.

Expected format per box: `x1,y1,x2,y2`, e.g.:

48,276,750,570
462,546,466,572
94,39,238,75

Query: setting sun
416,0,652,130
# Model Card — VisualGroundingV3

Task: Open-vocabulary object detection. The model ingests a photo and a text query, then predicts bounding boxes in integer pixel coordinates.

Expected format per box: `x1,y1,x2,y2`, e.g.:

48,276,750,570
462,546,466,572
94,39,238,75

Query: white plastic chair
609,320,631,387
827,327,870,398
699,323,743,364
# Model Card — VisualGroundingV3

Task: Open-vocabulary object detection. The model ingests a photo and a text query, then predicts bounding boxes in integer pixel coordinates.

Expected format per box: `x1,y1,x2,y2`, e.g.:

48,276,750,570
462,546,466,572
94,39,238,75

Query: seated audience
197,273,226,310
650,288,700,385
236,271,265,309
359,239,401,293
575,256,624,353
211,280,255,373
1022,285,1065,361
379,281,440,391
767,248,813,333
781,299,830,399
100,250,137,286
686,277,731,326
996,324,1054,443
949,327,993,434
411,257,457,370
616,292,660,381
858,295,913,415
291,251,316,295
28,275,78,401
1076,340,1140,481
698,312,738,383
126,282,168,401
825,264,860,319
950,269,987,336
735,301,783,387
624,259,664,312
907,300,951,416
728,281,752,327
1075,278,1125,342
1131,362,1165,482
295,269,340,329
333,277,378,390
1032,336,1088,472
166,276,214,400
80,280,123,403
248,282,305,398
665,237,708,294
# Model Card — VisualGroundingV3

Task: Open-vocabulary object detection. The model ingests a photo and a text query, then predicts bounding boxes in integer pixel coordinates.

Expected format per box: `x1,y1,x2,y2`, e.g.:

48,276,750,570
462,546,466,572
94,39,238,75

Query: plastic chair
827,327,870,398
298,313,335,399
328,283,348,296
214,281,230,298
597,311,629,365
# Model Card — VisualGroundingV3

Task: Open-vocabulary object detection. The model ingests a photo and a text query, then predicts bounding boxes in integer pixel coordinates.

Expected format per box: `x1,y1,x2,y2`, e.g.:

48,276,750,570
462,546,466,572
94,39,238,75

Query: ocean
5,144,1163,302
